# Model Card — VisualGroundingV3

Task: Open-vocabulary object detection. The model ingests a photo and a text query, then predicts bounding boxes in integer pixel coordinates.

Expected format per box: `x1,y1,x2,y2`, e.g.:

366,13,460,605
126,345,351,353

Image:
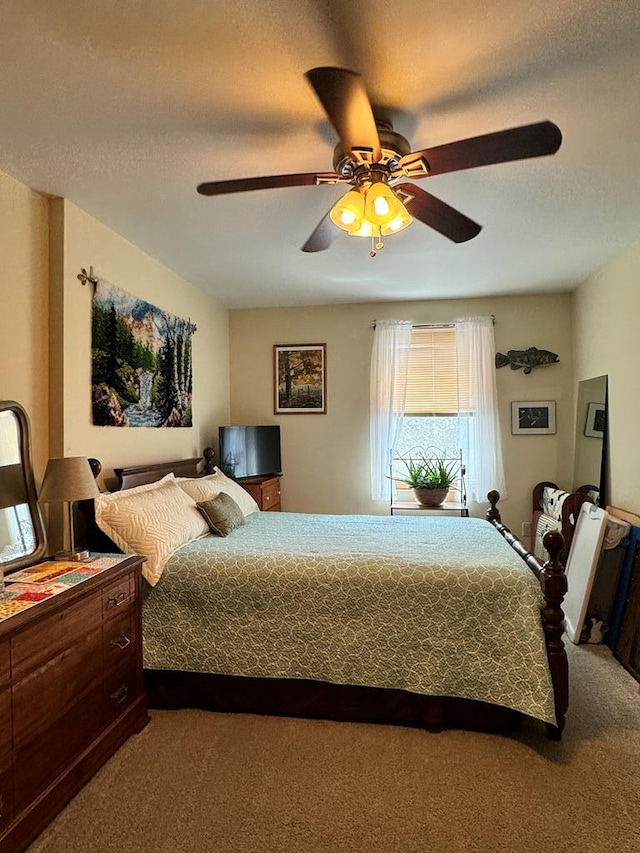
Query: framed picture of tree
274,344,326,414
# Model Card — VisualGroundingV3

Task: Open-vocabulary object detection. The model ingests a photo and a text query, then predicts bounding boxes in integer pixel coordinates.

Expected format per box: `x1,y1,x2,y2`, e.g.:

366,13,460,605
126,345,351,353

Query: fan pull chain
369,229,385,258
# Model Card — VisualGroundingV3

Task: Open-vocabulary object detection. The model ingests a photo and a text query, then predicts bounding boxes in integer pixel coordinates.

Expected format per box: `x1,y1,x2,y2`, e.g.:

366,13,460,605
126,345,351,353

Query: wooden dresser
237,475,282,512
0,555,149,852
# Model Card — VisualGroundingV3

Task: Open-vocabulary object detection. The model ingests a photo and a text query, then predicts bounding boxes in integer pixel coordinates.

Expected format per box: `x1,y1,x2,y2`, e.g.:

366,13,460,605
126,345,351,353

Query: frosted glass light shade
364,182,403,225
329,189,365,234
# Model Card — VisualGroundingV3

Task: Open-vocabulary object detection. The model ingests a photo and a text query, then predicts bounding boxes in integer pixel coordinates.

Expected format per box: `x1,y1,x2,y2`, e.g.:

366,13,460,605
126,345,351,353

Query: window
395,326,460,458
370,316,504,503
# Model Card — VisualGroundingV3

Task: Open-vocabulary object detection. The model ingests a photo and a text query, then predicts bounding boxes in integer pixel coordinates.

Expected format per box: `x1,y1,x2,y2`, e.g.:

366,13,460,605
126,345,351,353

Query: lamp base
54,548,92,562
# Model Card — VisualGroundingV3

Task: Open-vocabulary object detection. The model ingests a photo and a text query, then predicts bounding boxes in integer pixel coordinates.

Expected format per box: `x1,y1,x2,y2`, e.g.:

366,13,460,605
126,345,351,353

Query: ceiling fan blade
301,211,340,253
399,121,562,177
305,67,381,163
197,172,344,196
396,183,482,243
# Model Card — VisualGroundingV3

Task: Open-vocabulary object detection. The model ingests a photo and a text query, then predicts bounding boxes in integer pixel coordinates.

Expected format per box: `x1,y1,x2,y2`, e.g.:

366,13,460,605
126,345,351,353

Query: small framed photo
511,400,556,435
584,402,605,438
274,344,326,414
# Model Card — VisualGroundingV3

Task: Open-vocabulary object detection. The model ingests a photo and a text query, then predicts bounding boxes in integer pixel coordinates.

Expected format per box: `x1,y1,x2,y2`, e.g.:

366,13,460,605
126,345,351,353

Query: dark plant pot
413,487,448,507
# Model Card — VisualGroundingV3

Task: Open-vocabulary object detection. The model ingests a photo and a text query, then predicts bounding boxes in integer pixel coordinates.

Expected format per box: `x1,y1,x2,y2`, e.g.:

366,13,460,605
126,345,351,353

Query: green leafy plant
393,449,460,491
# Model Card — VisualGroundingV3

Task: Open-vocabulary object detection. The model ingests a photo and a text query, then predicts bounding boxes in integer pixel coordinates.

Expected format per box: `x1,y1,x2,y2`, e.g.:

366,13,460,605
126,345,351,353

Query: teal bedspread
142,512,555,724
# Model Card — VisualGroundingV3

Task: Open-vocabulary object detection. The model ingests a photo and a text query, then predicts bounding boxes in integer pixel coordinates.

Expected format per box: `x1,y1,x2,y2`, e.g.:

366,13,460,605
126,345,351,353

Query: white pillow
95,476,209,586
176,468,259,517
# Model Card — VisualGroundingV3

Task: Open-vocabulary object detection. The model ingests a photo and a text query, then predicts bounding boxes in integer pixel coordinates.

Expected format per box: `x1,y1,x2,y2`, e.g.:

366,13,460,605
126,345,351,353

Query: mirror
573,375,608,505
0,401,47,574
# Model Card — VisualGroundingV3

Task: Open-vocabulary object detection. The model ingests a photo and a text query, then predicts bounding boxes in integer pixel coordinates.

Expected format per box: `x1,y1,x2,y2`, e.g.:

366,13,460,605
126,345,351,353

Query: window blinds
399,326,459,416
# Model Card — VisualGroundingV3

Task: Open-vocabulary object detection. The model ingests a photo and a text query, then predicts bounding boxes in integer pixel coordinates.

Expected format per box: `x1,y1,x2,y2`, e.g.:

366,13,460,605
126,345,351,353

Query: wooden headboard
114,446,215,490
113,447,215,490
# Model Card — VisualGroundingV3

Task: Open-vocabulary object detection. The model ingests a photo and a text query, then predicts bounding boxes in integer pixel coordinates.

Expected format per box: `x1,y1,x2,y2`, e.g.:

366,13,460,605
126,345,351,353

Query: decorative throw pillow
95,477,209,586
197,492,245,537
542,486,569,521
176,467,259,517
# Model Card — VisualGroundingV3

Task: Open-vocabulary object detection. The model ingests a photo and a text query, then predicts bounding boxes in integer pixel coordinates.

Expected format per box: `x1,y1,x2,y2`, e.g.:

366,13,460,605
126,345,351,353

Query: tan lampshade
39,456,100,503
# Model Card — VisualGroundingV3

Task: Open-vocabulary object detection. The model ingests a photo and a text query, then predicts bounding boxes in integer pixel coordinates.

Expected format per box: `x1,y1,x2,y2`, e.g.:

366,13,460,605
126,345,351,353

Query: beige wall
573,239,640,515
49,199,230,488
1,166,230,496
0,170,49,478
230,293,573,534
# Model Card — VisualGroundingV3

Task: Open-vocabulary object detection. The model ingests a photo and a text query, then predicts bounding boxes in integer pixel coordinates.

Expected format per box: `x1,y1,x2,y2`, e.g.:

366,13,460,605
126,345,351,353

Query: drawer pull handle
107,590,127,608
111,685,128,705
265,495,270,501
110,635,131,649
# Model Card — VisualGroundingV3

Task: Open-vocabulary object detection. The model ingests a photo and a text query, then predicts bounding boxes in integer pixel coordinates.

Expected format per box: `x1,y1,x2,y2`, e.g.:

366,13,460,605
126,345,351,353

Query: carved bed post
539,529,568,740
486,491,569,740
203,447,216,474
486,490,501,524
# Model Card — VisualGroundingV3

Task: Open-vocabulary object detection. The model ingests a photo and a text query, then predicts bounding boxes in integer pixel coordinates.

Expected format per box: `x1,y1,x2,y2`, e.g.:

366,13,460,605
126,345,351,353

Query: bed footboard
486,490,568,739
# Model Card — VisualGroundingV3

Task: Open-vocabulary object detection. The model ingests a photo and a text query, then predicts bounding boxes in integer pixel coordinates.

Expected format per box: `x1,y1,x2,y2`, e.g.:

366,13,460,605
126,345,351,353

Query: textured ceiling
1,1,639,308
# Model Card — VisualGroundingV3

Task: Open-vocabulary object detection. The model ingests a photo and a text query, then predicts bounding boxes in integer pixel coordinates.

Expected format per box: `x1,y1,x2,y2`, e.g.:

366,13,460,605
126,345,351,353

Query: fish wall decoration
495,347,559,374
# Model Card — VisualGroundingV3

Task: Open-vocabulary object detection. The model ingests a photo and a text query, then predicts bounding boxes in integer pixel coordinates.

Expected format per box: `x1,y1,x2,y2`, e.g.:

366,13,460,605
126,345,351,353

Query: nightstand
237,475,282,511
0,554,149,852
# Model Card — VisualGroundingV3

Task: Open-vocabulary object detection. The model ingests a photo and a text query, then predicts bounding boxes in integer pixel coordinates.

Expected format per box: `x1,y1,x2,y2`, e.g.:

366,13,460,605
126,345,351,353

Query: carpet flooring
28,643,640,853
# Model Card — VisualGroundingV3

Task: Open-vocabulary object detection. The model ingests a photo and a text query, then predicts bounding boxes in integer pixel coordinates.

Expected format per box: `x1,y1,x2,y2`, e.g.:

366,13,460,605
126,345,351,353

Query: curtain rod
372,316,495,329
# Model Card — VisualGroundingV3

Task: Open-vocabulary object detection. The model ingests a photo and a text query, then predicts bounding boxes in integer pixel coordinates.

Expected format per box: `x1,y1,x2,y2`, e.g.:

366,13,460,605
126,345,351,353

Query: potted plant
392,449,460,507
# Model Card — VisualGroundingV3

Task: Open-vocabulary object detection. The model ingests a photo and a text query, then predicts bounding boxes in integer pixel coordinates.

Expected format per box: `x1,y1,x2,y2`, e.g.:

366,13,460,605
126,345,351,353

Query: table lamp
39,456,100,561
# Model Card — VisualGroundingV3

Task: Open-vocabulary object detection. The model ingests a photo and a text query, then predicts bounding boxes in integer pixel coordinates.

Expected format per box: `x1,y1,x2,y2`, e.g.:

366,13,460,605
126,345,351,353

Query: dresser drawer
0,690,11,759
0,643,9,690
103,605,137,674
11,594,101,677
0,761,14,832
12,628,103,746
261,479,281,510
104,662,140,724
102,573,134,615
14,686,104,808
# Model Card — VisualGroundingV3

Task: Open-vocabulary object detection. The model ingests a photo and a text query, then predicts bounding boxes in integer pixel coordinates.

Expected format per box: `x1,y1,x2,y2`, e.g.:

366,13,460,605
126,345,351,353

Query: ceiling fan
197,67,562,256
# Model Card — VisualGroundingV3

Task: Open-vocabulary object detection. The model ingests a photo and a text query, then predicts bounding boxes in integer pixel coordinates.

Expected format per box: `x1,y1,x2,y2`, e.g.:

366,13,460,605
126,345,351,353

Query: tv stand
237,475,281,512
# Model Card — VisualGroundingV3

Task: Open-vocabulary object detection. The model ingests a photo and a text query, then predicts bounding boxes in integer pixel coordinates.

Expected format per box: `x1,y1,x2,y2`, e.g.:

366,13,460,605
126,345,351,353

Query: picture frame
511,400,556,435
584,402,605,438
274,343,326,414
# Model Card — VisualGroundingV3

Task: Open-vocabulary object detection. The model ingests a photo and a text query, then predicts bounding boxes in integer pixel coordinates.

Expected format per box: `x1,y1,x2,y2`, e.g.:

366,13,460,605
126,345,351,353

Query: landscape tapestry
91,280,196,427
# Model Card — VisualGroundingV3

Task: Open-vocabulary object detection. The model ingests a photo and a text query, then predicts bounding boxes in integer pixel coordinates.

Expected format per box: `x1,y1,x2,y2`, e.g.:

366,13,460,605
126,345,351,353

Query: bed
83,451,568,739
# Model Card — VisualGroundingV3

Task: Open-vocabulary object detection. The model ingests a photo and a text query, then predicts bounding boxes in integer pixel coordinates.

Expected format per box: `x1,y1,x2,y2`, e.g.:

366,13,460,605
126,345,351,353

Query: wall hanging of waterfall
91,279,196,427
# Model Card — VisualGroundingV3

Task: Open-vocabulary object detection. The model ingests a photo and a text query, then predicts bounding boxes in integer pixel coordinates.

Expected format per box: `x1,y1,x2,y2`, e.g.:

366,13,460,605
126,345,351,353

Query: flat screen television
218,425,282,479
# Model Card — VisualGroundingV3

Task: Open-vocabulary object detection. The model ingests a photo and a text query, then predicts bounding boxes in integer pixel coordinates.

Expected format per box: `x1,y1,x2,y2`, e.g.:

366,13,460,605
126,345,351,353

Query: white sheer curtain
369,320,412,500
455,316,506,502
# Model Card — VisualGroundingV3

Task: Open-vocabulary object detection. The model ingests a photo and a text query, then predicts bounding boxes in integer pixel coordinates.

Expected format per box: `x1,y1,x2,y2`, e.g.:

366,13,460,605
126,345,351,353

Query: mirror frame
0,400,47,574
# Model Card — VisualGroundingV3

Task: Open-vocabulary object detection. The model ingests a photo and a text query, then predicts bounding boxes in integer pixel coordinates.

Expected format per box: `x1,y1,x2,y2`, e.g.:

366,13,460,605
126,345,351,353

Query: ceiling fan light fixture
329,188,365,234
381,208,413,235
363,181,403,226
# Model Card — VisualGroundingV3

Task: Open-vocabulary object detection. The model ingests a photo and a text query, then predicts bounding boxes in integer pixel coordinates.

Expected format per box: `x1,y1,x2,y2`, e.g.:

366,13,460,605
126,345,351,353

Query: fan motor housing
332,121,412,179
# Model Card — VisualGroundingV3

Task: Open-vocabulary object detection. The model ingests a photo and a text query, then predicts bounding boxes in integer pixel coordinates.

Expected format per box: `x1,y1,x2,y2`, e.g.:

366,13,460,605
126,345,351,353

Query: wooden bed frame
84,451,569,739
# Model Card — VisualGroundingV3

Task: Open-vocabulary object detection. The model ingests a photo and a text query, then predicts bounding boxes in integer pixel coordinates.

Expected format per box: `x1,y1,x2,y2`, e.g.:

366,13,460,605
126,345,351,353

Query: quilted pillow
95,476,209,586
197,492,245,537
176,467,259,517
